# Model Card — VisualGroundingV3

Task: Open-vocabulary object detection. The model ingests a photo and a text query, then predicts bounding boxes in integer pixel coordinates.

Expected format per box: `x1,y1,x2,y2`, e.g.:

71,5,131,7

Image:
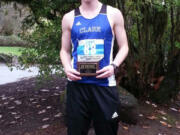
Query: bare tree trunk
108,0,116,6
175,6,180,42
176,7,180,26
118,0,125,17
117,0,121,10
170,5,175,52
136,15,141,44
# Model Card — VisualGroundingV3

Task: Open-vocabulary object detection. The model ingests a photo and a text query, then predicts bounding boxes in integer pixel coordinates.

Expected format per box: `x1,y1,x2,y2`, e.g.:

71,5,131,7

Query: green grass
0,47,25,56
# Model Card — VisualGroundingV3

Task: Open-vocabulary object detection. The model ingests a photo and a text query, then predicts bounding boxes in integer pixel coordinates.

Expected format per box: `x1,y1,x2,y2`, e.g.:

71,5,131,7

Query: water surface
0,63,39,85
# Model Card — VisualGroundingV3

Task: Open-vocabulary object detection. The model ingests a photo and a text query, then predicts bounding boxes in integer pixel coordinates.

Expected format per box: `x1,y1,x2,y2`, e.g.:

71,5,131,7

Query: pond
0,63,39,85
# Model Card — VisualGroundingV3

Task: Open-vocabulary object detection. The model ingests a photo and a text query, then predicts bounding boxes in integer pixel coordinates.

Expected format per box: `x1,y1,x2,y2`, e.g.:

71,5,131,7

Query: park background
0,0,180,135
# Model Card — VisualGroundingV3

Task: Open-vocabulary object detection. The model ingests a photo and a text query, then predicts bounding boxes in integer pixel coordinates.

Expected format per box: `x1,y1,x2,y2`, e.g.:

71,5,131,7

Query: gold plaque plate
77,62,99,76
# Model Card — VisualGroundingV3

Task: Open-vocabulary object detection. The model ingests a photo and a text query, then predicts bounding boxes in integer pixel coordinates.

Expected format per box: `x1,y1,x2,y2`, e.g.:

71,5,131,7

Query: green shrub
19,19,64,78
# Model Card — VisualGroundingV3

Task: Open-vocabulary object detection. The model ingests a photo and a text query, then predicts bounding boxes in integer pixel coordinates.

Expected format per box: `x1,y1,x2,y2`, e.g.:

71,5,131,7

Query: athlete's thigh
90,86,120,135
66,82,91,135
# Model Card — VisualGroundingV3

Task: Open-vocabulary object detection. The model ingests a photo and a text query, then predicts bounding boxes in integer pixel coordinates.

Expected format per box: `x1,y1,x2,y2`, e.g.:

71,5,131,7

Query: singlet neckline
78,4,105,20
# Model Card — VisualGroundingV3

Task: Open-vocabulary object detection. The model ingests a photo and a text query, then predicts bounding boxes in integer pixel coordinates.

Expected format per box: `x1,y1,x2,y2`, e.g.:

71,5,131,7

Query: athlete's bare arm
96,6,129,79
112,8,129,67
60,11,82,81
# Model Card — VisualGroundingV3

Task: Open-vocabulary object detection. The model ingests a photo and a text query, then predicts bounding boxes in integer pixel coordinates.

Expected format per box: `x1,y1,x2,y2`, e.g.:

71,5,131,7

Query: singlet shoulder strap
75,8,81,17
74,4,107,17
100,4,107,14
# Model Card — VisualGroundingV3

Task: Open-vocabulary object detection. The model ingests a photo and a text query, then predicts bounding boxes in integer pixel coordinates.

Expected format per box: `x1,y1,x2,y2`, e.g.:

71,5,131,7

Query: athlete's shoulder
62,10,74,22
62,10,75,29
107,5,123,16
106,5,124,23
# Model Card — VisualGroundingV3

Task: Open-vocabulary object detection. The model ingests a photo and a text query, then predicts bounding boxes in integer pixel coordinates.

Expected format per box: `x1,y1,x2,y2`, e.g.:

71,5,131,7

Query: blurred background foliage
1,0,179,103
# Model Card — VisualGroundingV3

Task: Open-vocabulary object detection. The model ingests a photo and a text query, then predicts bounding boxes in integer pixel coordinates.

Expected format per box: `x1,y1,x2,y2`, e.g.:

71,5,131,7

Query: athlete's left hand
96,65,114,78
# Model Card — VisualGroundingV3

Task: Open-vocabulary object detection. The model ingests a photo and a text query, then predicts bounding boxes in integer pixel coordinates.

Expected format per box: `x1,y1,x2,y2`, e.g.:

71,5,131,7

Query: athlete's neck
80,0,102,19
80,0,100,12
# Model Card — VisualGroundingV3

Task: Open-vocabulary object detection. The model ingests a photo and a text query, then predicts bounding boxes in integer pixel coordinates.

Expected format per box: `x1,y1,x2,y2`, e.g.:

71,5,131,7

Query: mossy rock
117,86,139,124
117,86,138,108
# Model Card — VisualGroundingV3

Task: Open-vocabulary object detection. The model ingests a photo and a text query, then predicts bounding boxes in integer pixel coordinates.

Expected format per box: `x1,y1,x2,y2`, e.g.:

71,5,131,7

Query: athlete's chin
82,0,92,3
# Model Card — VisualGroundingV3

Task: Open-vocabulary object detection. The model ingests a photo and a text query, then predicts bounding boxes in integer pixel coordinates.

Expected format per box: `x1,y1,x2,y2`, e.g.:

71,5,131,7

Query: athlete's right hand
65,67,82,81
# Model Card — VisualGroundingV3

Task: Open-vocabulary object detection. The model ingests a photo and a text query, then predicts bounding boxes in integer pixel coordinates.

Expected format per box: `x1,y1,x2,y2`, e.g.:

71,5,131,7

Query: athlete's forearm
113,44,129,67
60,50,72,70
60,49,81,80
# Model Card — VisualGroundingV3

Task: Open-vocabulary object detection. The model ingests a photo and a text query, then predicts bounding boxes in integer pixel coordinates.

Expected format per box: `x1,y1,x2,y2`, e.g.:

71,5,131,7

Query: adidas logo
76,21,81,26
112,112,118,119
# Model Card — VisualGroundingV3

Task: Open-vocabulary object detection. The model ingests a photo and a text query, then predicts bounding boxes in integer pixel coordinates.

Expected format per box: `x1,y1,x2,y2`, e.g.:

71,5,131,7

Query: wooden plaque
77,62,99,76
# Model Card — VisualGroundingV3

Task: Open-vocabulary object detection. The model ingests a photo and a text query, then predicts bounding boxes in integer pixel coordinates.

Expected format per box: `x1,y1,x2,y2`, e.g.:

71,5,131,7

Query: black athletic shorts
66,81,120,135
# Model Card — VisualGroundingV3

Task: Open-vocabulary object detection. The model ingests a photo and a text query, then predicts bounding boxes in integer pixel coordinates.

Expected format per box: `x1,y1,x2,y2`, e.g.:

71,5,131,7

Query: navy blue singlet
71,5,116,86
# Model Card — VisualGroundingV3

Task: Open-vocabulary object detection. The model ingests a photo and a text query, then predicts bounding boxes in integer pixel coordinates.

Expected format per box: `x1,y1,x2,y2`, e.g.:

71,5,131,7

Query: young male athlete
60,0,129,135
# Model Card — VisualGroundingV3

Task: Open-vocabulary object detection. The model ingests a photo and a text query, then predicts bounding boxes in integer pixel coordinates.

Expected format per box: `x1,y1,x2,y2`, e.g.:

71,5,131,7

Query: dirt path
0,75,180,135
